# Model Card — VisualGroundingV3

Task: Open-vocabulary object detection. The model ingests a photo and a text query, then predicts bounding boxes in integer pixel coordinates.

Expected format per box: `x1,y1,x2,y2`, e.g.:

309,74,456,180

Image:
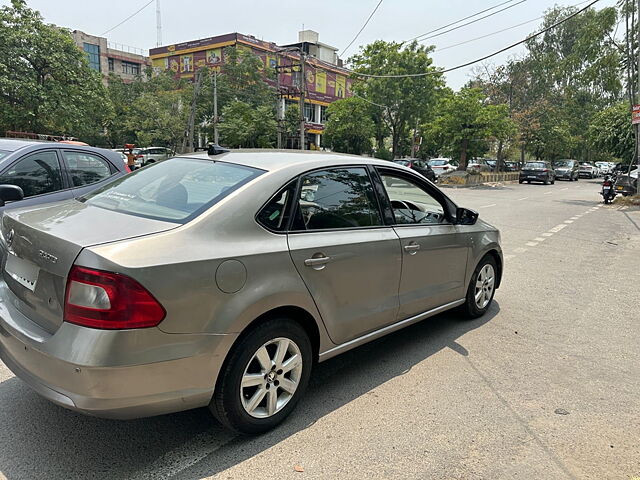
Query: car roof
0,138,58,152
179,149,397,172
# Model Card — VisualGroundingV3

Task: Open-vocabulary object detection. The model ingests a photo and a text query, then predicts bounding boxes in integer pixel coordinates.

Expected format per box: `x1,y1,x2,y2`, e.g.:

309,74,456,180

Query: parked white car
428,158,457,177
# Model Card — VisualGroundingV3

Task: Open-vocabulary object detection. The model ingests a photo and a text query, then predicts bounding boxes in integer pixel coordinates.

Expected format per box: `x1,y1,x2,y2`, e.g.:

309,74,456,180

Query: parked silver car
0,151,502,433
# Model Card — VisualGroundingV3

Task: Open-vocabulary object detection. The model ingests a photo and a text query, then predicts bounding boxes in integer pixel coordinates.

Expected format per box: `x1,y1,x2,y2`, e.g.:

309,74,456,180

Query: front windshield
83,157,264,223
555,160,571,167
0,150,10,160
524,162,545,169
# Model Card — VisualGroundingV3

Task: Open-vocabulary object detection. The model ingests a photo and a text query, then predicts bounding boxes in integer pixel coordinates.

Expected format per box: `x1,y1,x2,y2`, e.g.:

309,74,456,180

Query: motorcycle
601,174,616,204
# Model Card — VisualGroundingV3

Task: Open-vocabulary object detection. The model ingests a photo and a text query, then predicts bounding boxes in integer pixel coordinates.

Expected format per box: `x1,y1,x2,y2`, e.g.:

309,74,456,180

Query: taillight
604,181,612,186
443,166,449,170
136,154,144,159
64,266,165,329
125,165,132,173
542,169,549,172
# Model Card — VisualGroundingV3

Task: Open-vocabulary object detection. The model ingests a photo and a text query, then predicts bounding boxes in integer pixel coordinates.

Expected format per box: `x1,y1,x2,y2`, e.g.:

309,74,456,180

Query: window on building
108,58,114,72
320,105,328,124
121,61,141,75
304,103,316,123
83,43,101,72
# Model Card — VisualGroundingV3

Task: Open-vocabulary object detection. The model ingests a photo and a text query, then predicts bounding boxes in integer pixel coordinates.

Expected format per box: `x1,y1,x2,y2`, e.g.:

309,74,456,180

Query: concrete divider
439,172,520,187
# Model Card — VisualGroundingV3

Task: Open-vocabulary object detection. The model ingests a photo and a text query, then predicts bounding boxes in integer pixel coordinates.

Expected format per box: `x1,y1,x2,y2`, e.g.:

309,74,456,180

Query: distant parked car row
112,146,175,169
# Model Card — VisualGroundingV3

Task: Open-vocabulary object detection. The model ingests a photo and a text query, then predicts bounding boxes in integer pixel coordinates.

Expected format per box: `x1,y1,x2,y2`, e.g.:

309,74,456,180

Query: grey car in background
0,139,128,211
0,151,502,434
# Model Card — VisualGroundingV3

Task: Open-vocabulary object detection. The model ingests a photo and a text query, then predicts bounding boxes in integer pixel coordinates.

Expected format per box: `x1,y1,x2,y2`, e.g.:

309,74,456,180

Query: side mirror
456,207,478,225
0,184,24,207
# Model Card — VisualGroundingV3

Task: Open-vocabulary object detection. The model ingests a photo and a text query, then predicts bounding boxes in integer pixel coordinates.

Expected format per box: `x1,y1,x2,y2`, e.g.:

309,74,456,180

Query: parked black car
503,161,520,172
392,158,437,182
553,159,580,181
519,161,555,185
0,139,128,210
615,169,638,196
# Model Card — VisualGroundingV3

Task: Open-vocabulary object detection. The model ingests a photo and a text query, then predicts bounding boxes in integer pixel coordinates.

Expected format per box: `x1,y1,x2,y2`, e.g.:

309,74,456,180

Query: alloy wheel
240,337,303,418
474,264,495,309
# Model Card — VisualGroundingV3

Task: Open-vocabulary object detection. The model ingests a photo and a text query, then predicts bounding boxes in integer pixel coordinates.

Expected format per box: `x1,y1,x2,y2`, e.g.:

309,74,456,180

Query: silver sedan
0,151,502,434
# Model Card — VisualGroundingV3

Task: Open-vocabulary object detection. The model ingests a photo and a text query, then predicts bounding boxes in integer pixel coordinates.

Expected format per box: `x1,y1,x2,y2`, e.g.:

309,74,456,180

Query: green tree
323,97,375,155
0,0,110,139
424,88,515,171
589,102,635,162
349,40,445,159
120,72,193,149
218,100,276,148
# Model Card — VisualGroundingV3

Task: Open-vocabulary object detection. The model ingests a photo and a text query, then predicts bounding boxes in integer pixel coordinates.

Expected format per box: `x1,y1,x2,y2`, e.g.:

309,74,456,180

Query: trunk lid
1,200,177,334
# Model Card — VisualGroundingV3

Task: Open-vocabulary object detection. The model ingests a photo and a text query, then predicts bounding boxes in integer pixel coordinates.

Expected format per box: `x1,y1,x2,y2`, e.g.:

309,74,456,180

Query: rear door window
294,167,382,231
83,157,264,223
63,151,114,186
0,151,64,197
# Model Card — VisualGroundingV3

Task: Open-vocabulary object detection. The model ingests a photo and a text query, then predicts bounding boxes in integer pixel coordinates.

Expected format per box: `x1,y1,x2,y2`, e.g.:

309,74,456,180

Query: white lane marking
513,247,528,253
534,237,546,242
564,220,574,224
548,224,567,233
526,241,538,247
561,187,568,191
570,216,579,220
542,233,553,237
480,204,497,208
518,197,528,201
544,192,553,195
504,254,516,260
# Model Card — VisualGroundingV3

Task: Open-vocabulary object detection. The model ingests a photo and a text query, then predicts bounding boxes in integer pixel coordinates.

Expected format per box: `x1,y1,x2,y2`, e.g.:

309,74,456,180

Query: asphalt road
1,179,638,480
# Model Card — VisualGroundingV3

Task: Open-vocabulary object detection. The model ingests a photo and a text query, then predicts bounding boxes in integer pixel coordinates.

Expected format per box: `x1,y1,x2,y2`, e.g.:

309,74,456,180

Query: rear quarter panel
81,171,336,353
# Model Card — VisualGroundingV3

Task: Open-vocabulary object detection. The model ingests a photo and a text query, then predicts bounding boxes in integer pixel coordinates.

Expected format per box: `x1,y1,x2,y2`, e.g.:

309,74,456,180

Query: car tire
518,180,523,184
460,255,498,319
210,317,313,434
551,178,555,185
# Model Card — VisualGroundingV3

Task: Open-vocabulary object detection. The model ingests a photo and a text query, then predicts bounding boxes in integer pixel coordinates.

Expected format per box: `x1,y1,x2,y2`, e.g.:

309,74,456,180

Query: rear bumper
519,174,550,182
555,172,574,180
0,284,237,419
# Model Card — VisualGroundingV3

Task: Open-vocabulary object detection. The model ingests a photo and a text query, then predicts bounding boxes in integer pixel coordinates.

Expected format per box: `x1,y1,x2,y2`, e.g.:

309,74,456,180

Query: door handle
403,243,420,255
304,256,331,267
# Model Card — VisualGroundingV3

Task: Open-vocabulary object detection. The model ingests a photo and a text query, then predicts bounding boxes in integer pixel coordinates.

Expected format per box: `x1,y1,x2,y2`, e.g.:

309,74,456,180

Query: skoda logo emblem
6,229,14,247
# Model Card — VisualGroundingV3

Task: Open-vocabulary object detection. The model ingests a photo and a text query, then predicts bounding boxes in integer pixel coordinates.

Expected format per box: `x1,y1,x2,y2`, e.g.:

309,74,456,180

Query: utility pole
276,53,283,149
213,70,219,145
637,0,640,193
299,51,306,150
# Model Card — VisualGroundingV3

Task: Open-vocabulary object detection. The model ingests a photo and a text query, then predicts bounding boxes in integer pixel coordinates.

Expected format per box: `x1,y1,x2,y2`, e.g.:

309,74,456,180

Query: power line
416,0,529,43
350,0,600,79
101,0,155,36
405,0,522,43
340,0,384,56
435,17,542,53
433,0,593,53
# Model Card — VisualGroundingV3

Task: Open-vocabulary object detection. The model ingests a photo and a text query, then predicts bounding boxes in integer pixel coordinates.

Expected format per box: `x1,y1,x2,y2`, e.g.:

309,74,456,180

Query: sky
1,0,620,89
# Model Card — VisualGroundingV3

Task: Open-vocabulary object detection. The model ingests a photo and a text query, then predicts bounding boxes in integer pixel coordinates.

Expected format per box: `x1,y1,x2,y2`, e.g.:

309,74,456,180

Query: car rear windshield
0,150,9,160
82,157,264,223
394,160,410,166
524,162,545,169
429,160,447,166
555,160,573,167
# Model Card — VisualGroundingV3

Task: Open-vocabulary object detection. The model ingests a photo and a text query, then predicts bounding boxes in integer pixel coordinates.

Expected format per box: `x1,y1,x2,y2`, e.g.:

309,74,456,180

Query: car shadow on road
0,303,499,480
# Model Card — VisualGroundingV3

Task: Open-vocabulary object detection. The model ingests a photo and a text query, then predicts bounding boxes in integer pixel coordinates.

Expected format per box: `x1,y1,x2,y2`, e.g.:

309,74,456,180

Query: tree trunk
459,138,469,171
520,143,525,166
496,140,504,172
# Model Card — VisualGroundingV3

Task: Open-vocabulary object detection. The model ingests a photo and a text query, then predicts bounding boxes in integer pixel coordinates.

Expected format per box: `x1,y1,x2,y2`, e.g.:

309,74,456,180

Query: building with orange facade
149,30,352,149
